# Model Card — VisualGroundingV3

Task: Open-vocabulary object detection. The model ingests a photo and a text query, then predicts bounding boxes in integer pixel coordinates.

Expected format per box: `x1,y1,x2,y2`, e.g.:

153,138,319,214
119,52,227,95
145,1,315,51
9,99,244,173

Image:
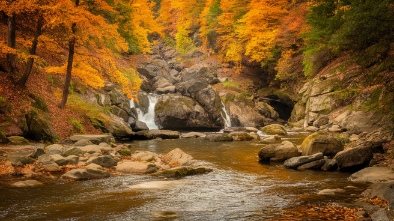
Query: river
0,134,367,220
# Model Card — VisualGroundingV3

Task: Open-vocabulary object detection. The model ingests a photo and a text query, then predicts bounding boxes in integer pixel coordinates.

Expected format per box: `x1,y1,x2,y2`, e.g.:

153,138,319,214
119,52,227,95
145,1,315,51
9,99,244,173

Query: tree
59,0,79,109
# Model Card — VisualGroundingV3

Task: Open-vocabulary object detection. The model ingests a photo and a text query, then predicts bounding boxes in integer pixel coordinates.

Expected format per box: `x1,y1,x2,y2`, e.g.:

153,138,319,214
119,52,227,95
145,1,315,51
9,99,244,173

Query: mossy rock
29,93,48,112
89,116,108,132
117,148,131,156
300,131,343,156
8,136,30,145
0,97,11,114
0,131,10,144
260,124,287,135
24,110,58,142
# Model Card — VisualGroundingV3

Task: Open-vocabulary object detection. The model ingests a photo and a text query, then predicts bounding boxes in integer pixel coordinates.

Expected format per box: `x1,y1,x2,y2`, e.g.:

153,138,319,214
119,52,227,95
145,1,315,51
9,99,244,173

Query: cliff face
289,55,394,143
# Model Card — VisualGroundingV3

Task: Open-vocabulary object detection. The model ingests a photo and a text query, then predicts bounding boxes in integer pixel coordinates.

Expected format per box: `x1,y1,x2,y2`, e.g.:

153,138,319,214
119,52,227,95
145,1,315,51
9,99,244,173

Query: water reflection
0,137,367,220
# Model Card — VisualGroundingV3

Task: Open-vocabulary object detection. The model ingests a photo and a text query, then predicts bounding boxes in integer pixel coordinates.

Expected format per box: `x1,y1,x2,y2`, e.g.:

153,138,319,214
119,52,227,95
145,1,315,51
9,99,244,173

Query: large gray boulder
61,168,110,180
349,167,394,183
284,152,324,169
155,94,223,130
300,132,343,157
334,144,373,170
258,141,300,162
107,114,133,138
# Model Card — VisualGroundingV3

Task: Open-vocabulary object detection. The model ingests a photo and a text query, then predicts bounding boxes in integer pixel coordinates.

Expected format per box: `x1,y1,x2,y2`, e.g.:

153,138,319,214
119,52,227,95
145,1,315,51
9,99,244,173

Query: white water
220,101,232,128
130,94,159,129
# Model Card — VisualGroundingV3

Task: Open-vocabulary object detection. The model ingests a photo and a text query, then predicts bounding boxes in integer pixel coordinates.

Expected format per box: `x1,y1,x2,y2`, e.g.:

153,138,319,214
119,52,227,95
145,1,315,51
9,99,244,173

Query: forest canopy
1,0,393,101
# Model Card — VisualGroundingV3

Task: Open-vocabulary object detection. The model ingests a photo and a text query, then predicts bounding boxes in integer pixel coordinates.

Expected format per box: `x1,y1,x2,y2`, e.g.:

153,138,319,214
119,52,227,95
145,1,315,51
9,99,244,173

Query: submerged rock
11,180,44,188
152,166,213,178
61,168,110,180
205,133,233,142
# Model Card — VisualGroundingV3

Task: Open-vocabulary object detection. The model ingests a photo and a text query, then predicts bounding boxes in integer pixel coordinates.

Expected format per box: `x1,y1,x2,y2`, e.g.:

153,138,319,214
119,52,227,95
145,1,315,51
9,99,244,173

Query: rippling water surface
0,134,367,220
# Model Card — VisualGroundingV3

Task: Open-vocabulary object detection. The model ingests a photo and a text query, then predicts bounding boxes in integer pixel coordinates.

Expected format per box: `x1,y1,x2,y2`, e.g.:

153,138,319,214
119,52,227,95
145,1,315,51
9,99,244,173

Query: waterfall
130,94,159,130
221,101,232,128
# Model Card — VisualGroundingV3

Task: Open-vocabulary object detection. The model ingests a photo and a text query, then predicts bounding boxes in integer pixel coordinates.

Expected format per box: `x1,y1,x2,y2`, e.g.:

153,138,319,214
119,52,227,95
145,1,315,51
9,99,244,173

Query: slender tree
6,0,17,77
17,16,43,86
59,0,79,109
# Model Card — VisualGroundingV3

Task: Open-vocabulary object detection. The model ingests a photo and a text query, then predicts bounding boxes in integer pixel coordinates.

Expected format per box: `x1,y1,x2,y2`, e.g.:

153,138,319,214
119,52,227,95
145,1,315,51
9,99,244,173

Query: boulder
70,134,113,144
258,141,300,162
133,130,181,140
31,147,46,158
256,102,279,120
284,152,324,169
64,147,84,156
362,181,394,217
297,159,326,170
73,139,93,147
115,161,157,174
66,155,79,164
24,110,58,142
260,124,287,135
260,135,281,144
78,145,103,154
8,136,29,145
313,115,329,127
86,155,117,168
107,114,133,138
45,144,63,155
349,167,394,183
11,180,44,187
229,132,254,141
132,121,149,132
300,132,343,157
38,154,55,165
321,158,338,171
181,132,206,138
334,144,373,170
155,94,222,130
162,148,194,166
42,163,61,172
176,64,219,95
7,151,35,166
131,151,158,162
152,166,212,178
205,133,233,142
50,154,68,166
61,168,110,180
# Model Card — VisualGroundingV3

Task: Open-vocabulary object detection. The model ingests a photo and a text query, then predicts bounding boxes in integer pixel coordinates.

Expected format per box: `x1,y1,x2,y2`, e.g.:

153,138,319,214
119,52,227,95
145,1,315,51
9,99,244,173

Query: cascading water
130,94,159,130
221,101,232,128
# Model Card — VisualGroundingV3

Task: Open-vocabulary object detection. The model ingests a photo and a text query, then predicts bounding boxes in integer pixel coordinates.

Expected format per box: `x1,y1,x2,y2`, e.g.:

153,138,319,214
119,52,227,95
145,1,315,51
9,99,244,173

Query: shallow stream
0,134,368,220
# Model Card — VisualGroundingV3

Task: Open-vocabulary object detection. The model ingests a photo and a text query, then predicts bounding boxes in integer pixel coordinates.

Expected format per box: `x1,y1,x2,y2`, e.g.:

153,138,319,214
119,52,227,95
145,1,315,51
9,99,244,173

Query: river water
0,134,367,220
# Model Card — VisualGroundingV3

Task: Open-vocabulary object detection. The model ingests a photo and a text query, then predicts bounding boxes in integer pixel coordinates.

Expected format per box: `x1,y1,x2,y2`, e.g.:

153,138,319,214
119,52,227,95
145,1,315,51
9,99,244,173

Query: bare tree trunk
17,16,43,86
6,12,16,76
59,0,79,108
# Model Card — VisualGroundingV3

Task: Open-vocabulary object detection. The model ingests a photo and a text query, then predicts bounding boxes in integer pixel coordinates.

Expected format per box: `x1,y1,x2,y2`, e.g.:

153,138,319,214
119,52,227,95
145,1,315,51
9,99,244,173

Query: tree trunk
17,16,43,86
6,12,16,76
59,0,79,108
